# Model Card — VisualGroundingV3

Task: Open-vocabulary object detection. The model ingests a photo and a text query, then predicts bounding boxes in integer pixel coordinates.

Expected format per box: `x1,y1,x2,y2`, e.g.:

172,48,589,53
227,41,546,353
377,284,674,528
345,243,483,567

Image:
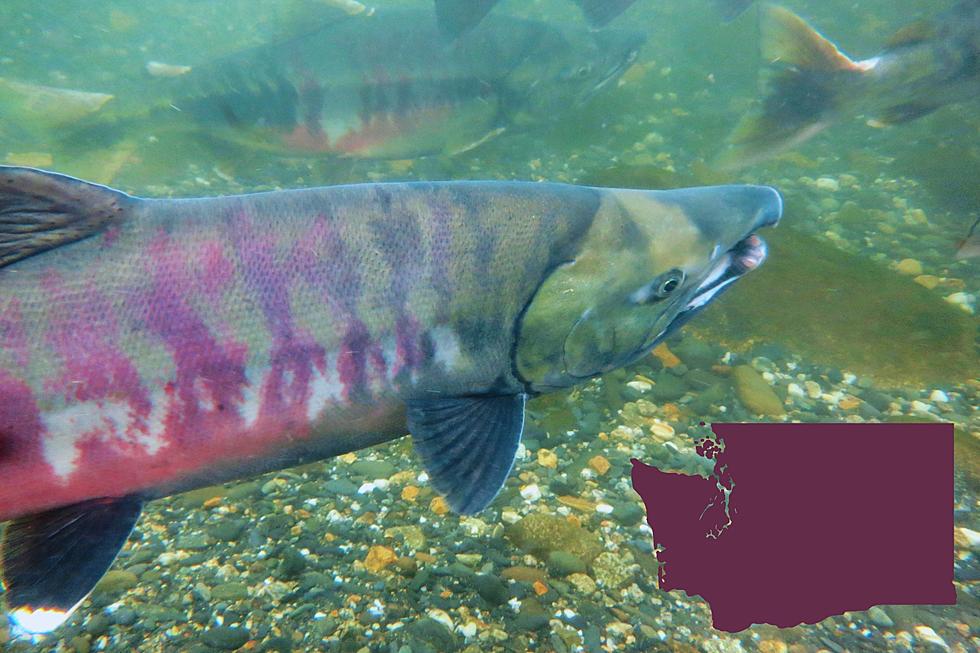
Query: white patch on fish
430,325,462,370
40,398,166,480
307,355,344,421
239,368,263,428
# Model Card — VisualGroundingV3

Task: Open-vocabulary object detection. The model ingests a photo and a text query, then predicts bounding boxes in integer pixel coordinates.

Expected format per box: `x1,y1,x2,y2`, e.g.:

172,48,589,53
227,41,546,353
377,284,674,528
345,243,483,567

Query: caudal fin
0,166,135,268
717,5,870,168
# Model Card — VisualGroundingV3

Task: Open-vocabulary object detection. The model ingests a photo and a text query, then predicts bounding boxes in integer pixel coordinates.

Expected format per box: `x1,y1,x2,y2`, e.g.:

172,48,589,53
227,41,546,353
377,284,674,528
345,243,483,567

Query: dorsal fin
885,20,935,49
0,166,136,268
761,5,863,72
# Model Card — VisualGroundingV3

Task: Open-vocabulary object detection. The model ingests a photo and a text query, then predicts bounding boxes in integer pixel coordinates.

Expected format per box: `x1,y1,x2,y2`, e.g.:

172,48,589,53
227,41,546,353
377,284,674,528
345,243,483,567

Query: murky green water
0,1,977,652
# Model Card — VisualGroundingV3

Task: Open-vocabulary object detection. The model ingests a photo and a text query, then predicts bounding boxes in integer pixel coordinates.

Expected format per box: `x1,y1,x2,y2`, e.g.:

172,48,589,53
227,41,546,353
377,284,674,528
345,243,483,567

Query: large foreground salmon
0,166,780,637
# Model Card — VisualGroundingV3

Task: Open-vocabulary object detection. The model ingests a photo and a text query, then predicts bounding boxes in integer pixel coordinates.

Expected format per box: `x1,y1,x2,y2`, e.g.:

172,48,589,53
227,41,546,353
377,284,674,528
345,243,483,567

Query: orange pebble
652,343,681,368
401,485,420,502
588,455,610,475
533,580,548,596
430,496,449,515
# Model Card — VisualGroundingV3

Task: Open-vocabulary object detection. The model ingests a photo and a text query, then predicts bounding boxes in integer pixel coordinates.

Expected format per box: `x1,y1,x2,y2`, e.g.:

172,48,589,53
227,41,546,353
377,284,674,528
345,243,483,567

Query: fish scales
0,181,599,521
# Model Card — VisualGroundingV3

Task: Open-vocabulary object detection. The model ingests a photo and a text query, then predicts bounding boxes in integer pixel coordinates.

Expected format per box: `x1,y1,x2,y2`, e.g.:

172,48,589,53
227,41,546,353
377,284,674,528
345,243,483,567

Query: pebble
364,545,397,573
929,389,949,403
804,380,822,399
944,291,975,313
473,573,510,604
201,626,250,650
954,527,980,552
520,483,542,502
588,455,611,475
626,380,652,393
913,625,949,652
430,496,450,515
547,551,587,576
867,606,894,628
732,365,785,416
814,177,840,192
914,274,941,289
896,258,923,276
176,532,210,550
537,448,558,468
590,551,632,589
211,583,250,601
566,573,597,594
93,570,138,597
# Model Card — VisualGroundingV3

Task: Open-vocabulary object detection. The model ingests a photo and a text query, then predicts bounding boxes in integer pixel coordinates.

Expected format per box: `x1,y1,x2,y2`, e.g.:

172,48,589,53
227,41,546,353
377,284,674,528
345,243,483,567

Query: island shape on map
631,422,955,632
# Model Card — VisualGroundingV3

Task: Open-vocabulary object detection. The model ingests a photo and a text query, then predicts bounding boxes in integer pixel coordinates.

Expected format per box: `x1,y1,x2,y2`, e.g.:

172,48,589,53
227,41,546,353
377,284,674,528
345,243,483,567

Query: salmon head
516,184,782,392
502,26,646,124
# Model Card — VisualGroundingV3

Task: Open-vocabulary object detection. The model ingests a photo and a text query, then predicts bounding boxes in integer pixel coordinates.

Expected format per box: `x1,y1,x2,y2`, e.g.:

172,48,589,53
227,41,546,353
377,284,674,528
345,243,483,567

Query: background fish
434,0,639,38
0,165,780,637
718,2,980,167
64,8,644,160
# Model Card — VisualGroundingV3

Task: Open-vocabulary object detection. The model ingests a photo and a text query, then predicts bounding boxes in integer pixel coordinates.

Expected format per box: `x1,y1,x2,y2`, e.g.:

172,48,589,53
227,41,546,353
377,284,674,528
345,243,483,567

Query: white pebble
804,380,822,399
501,510,521,524
787,383,805,399
910,400,933,414
957,527,980,551
913,625,949,652
626,380,652,392
944,291,976,314
520,483,542,502
426,609,454,631
457,622,477,639
928,389,949,403
595,503,614,514
357,482,376,494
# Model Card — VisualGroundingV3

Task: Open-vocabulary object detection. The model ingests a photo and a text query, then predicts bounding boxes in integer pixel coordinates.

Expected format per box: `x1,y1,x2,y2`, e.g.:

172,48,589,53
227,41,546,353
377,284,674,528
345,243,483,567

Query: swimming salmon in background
0,166,781,637
434,0,640,38
718,1,980,168
55,8,643,160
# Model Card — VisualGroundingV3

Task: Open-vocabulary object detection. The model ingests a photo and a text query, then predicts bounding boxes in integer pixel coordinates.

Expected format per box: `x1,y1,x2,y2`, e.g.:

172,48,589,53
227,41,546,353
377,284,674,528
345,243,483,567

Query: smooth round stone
472,574,509,605
547,551,587,576
201,626,250,650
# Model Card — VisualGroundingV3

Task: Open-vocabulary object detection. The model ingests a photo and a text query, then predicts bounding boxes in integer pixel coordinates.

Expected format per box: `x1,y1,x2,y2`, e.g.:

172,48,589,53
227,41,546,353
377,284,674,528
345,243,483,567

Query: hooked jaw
670,186,781,327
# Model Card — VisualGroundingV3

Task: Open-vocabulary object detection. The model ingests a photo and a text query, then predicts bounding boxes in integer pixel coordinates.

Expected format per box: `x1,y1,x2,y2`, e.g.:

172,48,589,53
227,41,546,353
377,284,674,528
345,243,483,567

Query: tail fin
0,78,112,131
0,166,135,268
718,5,870,168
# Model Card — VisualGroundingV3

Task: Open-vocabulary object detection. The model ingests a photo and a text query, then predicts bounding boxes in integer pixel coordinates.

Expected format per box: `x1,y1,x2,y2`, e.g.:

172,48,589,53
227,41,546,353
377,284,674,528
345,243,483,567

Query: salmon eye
630,269,687,305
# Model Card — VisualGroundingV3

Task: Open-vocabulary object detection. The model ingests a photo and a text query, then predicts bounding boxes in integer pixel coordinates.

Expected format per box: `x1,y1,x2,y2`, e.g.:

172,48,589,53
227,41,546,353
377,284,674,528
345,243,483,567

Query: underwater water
0,0,977,651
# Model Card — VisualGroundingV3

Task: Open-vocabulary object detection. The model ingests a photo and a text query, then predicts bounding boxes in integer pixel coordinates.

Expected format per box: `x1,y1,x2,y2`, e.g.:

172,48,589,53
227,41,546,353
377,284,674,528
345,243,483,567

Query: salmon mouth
685,233,768,313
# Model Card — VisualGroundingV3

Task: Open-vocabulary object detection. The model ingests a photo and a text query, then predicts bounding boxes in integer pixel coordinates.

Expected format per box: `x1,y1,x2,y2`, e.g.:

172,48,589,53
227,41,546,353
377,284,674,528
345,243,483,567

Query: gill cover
515,184,781,392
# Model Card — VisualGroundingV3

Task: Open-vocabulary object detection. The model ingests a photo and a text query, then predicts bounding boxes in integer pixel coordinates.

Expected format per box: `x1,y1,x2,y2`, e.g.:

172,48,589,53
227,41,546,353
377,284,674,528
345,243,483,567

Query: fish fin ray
0,165,136,268
761,5,862,72
1,496,143,638
408,393,525,515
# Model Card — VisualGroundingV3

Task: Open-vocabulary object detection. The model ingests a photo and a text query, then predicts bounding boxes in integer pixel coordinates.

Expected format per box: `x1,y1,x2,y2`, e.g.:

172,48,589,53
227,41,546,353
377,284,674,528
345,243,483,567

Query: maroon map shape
632,423,955,632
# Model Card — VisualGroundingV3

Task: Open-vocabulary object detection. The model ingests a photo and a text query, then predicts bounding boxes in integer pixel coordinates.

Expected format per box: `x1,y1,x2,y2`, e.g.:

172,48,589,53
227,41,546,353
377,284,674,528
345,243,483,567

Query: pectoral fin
1,496,143,638
407,394,526,514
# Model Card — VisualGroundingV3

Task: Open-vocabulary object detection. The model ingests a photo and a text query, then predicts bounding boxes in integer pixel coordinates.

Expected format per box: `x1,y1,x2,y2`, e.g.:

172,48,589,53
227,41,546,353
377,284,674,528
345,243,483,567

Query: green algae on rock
505,513,603,564
693,227,978,386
